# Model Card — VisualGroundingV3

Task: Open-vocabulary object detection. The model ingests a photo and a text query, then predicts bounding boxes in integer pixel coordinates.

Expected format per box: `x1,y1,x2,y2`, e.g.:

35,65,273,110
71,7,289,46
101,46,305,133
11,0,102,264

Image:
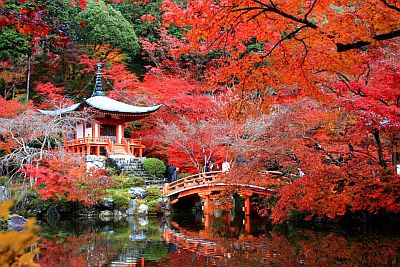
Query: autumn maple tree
21,154,113,206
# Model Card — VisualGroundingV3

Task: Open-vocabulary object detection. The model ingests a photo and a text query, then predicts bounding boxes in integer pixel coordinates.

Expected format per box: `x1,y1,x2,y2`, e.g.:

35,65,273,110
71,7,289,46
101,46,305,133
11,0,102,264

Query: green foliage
75,0,140,55
106,189,130,210
0,176,8,186
177,173,191,179
111,173,144,189
143,242,168,261
126,175,145,188
112,0,162,42
143,158,166,178
144,186,162,202
146,200,161,214
0,28,29,59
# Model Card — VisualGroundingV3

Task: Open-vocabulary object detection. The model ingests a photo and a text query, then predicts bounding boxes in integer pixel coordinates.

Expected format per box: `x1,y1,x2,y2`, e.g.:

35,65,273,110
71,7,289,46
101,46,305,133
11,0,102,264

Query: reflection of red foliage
37,233,110,267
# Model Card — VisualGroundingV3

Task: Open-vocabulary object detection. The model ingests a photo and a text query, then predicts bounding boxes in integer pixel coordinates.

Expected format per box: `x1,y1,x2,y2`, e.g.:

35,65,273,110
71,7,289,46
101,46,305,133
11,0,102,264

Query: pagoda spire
92,63,106,97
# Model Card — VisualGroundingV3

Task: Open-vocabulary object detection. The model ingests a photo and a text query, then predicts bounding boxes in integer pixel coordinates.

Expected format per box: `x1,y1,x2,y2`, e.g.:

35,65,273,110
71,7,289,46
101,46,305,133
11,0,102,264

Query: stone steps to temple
112,145,128,155
110,156,163,185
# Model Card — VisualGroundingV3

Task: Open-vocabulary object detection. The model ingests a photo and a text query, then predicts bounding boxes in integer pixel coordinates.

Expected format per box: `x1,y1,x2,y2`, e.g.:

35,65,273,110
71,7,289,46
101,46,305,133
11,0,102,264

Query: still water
36,212,400,267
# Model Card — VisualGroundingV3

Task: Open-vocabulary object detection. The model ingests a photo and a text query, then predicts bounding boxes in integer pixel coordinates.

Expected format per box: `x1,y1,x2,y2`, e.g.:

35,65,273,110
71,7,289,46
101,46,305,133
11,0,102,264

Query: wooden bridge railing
163,171,223,196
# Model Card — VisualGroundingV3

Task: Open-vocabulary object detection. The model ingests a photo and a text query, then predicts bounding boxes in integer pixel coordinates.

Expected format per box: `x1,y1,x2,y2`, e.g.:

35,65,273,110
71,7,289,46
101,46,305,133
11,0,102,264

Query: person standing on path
222,159,231,173
167,164,176,182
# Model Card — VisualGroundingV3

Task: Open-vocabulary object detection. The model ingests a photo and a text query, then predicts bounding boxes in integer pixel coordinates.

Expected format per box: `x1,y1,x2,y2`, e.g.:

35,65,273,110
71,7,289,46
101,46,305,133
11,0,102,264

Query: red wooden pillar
115,124,120,144
241,191,253,216
116,123,123,144
204,214,211,230
92,122,95,138
245,215,251,233
96,145,100,156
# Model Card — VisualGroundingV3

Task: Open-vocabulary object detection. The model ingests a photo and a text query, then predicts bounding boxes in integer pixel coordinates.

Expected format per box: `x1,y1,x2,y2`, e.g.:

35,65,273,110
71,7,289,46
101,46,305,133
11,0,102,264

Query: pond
35,211,400,266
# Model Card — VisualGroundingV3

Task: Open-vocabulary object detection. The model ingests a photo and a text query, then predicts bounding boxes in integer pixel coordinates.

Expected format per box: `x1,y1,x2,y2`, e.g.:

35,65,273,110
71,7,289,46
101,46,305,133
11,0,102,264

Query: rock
129,199,137,209
113,210,124,218
126,199,137,216
138,204,148,216
102,198,114,209
129,230,146,241
46,206,60,226
8,215,27,231
126,208,135,216
0,186,9,202
103,224,114,234
138,217,148,226
99,210,112,221
128,187,146,198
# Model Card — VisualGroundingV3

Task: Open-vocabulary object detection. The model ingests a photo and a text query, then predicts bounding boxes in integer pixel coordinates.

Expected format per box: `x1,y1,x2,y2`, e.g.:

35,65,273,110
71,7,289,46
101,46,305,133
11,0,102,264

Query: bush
144,186,162,201
111,174,144,189
143,158,166,178
106,189,131,210
0,176,8,185
147,200,161,214
126,175,145,187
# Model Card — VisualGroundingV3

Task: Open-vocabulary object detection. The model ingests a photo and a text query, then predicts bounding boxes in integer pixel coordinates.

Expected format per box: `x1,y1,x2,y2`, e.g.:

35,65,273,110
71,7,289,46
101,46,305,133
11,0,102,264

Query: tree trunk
372,129,387,168
26,52,31,101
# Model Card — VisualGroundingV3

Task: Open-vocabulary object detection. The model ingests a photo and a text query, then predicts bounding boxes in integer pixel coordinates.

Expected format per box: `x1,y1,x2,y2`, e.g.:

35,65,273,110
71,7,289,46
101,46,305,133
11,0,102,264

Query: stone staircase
113,144,128,155
111,157,163,185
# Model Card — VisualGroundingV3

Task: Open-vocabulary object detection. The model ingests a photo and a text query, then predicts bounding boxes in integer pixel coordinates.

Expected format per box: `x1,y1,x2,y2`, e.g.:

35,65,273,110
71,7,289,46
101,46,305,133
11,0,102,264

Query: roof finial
92,63,106,97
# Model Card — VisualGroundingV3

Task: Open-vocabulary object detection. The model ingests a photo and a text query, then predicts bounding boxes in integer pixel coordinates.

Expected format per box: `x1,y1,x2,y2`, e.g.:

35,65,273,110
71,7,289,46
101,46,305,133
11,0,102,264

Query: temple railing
64,136,109,146
122,137,143,146
106,138,113,154
64,136,145,157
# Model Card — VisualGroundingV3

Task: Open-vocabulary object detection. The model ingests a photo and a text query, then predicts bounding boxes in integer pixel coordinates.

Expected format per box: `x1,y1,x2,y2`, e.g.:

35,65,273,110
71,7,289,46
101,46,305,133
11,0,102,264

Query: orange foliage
162,0,400,114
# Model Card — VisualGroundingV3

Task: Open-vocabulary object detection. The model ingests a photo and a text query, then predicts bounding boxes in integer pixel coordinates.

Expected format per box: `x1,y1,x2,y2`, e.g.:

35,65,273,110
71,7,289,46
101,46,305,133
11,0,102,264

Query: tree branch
380,0,400,12
336,29,400,52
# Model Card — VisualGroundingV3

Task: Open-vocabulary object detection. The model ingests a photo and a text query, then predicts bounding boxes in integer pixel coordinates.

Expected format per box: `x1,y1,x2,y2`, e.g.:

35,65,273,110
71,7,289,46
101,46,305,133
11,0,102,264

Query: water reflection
36,213,400,266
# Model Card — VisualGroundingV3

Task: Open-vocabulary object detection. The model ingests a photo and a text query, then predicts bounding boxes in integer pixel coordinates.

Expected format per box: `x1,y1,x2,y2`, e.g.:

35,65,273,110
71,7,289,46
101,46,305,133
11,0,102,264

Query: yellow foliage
0,201,40,267
0,200,12,218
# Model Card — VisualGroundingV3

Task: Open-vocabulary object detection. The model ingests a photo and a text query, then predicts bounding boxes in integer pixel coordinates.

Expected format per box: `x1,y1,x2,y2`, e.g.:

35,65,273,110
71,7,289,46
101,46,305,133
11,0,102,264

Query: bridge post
241,191,253,216
198,192,212,215
198,192,212,230
245,215,251,233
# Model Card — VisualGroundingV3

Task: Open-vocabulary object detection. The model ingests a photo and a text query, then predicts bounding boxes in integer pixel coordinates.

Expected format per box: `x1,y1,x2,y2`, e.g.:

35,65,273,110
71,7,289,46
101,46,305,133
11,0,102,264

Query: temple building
39,64,161,159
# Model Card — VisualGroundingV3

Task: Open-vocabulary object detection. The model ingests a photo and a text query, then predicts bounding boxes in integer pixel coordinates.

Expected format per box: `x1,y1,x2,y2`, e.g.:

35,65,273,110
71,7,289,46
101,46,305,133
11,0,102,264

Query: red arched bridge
163,171,275,215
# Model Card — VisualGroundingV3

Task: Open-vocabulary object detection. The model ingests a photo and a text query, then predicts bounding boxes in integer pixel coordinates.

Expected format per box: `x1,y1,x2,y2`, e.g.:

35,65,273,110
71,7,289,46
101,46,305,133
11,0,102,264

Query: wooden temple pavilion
39,64,162,158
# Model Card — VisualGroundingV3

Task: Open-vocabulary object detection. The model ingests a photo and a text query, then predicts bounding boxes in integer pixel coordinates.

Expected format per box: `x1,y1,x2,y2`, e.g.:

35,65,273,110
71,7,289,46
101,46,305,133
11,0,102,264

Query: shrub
147,200,161,214
143,158,166,178
106,189,131,210
111,174,144,189
0,176,8,185
144,186,162,201
126,175,145,187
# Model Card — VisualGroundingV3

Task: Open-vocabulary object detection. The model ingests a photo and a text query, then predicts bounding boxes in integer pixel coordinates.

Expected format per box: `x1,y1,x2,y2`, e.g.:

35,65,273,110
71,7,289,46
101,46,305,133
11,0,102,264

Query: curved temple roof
38,96,162,116
38,63,162,116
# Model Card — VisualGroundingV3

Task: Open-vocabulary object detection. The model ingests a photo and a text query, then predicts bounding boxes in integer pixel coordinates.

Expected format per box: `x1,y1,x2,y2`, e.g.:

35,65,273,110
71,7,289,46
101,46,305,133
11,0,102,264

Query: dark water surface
36,212,400,267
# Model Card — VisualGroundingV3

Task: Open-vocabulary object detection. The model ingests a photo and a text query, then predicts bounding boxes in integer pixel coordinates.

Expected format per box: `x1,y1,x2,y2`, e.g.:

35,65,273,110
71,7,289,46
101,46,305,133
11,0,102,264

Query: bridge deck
163,171,274,198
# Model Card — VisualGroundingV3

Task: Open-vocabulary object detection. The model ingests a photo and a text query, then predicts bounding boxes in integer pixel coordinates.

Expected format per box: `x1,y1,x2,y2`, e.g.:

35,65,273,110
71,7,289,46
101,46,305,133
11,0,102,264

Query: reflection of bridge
163,221,270,258
163,171,274,215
